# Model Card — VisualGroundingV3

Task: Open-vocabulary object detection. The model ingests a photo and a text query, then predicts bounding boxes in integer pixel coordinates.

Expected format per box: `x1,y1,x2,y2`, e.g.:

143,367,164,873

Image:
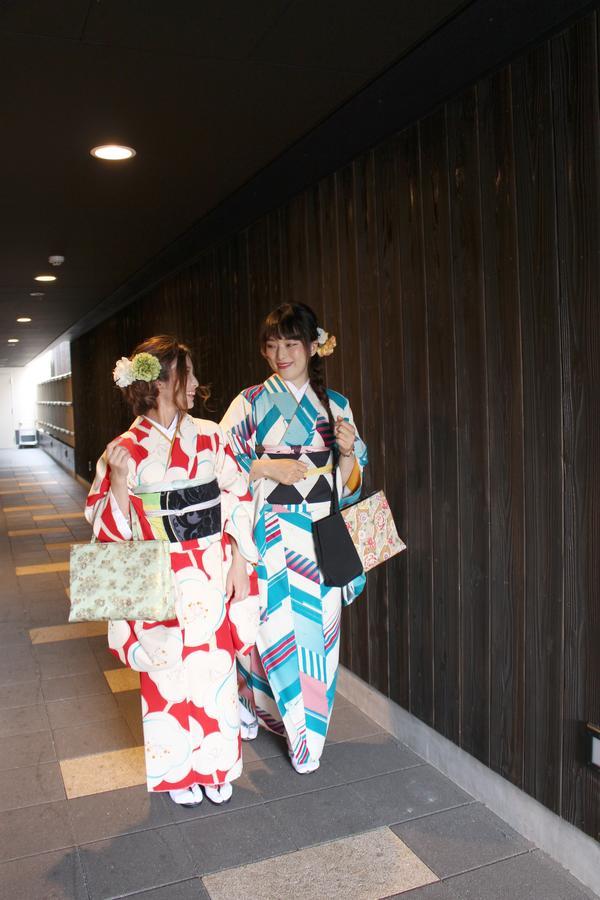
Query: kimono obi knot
136,478,221,545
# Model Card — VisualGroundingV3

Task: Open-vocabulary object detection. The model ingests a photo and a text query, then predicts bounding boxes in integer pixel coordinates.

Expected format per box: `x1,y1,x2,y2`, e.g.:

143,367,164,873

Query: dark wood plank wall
72,12,600,840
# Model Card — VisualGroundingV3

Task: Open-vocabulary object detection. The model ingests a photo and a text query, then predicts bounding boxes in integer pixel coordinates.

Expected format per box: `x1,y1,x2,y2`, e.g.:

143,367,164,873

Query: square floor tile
129,881,209,900
80,825,195,900
323,733,422,781
35,643,100,678
0,658,38,684
53,717,136,759
68,784,175,844
244,752,345,802
267,783,380,848
0,680,43,709
0,761,65,811
326,704,386,743
203,827,438,900
392,802,532,878
444,850,598,900
240,726,287,764
0,703,50,737
46,693,121,729
0,847,88,900
349,766,472,826
387,882,456,899
0,800,74,862
0,730,56,771
178,804,297,876
42,671,111,701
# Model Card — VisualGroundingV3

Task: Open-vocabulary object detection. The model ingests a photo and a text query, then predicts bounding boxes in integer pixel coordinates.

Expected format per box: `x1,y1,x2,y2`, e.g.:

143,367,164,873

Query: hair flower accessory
131,352,161,382
316,326,337,357
113,352,161,387
113,357,135,387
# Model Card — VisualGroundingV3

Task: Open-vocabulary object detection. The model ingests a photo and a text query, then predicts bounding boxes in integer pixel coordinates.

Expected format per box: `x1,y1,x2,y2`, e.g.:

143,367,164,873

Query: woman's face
162,355,199,409
263,336,317,386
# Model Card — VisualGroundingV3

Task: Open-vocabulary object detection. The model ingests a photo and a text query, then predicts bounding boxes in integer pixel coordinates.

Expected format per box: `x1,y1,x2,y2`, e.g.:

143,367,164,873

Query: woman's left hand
226,554,250,602
335,416,356,456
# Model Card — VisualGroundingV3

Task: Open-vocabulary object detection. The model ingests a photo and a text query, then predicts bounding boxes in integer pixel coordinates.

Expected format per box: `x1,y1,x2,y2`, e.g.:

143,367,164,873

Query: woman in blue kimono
221,303,367,773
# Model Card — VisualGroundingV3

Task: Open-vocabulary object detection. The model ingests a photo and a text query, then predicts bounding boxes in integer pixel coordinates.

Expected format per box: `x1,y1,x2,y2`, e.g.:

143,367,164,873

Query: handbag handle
329,446,341,517
91,498,145,543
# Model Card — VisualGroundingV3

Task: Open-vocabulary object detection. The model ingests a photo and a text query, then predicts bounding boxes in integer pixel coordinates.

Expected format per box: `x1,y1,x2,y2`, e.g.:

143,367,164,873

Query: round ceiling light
90,144,136,160
34,274,56,282
17,317,32,323
7,338,19,344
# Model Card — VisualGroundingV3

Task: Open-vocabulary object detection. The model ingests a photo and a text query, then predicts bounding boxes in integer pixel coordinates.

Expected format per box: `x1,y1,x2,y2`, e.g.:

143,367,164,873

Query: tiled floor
0,447,597,900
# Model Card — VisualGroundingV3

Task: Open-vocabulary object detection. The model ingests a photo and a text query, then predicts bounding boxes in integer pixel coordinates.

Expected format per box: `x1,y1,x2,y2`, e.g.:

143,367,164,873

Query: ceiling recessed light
30,291,45,297
7,338,19,344
34,274,56,282
17,317,32,323
90,144,136,161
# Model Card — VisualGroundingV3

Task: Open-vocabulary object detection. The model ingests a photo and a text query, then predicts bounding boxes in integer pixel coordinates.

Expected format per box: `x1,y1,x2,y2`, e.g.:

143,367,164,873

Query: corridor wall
72,11,600,840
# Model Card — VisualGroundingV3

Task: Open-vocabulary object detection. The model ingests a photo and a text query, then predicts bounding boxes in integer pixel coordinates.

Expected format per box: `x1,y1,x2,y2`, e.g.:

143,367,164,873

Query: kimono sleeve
334,398,368,507
220,391,257,484
85,449,135,542
213,424,259,565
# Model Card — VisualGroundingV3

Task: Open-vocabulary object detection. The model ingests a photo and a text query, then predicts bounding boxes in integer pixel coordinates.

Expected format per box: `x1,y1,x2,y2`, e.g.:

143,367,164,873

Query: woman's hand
251,458,308,484
106,439,131,481
335,417,356,457
226,547,250,602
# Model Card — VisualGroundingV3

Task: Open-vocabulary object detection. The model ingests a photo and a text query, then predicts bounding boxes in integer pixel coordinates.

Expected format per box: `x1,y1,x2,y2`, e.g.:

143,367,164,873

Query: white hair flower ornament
113,352,161,387
316,326,337,357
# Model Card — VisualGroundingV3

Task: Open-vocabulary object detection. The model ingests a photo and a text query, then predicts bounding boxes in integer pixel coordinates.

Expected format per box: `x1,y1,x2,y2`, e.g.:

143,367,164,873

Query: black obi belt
137,478,221,544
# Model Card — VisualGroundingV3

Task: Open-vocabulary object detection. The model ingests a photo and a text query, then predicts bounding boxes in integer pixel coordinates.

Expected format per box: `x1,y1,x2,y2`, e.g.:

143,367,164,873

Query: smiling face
160,354,199,410
263,336,318,387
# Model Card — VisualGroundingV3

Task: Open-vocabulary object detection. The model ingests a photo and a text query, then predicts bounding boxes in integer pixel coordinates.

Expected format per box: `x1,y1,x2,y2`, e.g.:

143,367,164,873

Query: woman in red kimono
85,335,259,807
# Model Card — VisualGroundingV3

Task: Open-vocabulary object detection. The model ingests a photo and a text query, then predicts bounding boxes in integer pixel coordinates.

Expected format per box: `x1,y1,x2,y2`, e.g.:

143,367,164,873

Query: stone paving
0,448,596,899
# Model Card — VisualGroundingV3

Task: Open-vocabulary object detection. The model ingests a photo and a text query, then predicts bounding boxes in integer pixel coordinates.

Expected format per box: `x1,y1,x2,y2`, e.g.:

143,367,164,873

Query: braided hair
259,303,336,442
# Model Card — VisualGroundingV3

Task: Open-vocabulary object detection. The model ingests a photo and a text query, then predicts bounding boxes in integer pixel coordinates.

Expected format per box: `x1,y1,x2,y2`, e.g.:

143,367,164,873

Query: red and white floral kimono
85,413,259,792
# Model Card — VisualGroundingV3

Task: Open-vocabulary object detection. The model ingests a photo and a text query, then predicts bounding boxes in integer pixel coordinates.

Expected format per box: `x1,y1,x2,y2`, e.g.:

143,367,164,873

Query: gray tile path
0,448,596,899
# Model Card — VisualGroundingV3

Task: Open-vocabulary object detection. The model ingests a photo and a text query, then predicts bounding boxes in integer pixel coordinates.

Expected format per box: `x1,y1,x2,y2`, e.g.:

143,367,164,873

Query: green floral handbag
69,505,174,622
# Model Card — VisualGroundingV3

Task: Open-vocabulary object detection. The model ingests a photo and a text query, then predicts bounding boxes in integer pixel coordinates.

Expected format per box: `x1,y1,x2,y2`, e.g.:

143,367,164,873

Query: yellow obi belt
134,477,220,544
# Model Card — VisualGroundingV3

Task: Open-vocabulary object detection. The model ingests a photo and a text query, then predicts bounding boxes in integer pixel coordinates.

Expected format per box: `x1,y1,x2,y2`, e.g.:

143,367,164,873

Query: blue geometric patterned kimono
221,374,368,766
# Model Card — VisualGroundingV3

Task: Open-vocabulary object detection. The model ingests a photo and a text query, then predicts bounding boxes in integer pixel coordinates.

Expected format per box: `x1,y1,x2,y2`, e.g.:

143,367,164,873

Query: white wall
0,354,52,448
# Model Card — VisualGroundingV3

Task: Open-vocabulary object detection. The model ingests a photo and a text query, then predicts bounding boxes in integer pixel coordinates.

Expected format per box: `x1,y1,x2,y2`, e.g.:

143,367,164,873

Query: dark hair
119,334,210,416
260,303,335,435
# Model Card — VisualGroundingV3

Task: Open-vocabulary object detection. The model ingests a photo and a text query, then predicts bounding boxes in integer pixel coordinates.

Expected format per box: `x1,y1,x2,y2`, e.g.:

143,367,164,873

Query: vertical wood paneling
512,43,564,814
336,163,369,682
396,125,434,726
373,135,410,707
420,108,460,743
552,13,600,840
354,152,388,695
478,69,526,784
446,87,490,765
71,10,600,842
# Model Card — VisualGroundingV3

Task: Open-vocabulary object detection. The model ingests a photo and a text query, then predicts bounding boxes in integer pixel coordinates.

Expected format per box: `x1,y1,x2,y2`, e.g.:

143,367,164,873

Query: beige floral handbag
69,504,174,622
341,491,406,572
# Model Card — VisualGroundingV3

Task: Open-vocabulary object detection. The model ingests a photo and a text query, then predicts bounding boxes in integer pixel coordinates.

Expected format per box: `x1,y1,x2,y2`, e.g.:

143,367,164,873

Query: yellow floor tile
32,512,85,521
18,480,58,486
0,488,43,495
5,503,54,512
60,746,146,799
16,561,70,576
29,622,107,644
104,668,140,693
8,526,66,536
46,540,86,550
204,828,438,900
